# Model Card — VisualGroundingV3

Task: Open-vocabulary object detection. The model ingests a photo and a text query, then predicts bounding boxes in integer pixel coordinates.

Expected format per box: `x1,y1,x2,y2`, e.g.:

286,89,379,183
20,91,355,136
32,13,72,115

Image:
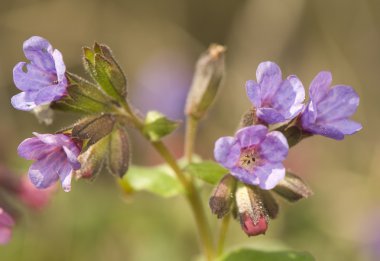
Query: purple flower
11,36,68,111
300,71,362,140
214,125,289,190
0,208,14,245
17,133,81,192
246,61,305,124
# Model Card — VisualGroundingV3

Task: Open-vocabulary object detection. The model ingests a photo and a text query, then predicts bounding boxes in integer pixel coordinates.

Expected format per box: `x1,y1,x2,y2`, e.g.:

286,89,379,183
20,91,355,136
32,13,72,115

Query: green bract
143,111,179,141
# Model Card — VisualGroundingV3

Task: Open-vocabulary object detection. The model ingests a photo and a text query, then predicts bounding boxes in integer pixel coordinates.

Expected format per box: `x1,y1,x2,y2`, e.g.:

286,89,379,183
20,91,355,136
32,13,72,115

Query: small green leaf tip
82,43,127,101
185,44,226,120
143,111,179,141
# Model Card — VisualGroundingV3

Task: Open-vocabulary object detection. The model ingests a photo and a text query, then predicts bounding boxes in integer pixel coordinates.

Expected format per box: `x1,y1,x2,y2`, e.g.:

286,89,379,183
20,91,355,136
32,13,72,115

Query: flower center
239,148,257,171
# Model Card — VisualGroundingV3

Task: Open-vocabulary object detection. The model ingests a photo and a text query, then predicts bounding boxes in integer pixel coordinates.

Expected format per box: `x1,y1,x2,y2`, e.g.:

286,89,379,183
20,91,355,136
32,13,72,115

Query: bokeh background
0,0,379,260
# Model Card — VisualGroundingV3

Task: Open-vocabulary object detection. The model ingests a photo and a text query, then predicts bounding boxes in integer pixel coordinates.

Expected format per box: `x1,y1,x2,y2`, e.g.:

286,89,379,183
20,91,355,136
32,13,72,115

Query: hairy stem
216,213,231,256
184,116,199,163
118,102,215,260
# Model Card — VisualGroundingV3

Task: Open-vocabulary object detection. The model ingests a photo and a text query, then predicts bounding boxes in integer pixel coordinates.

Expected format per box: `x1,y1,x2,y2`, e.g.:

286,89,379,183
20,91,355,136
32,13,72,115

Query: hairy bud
235,184,269,236
185,44,225,120
209,174,236,218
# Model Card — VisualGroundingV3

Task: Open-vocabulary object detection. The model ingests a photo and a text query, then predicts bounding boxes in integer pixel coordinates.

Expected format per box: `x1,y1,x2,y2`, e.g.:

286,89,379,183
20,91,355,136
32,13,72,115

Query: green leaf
185,160,228,185
143,111,179,141
121,164,184,198
218,248,315,261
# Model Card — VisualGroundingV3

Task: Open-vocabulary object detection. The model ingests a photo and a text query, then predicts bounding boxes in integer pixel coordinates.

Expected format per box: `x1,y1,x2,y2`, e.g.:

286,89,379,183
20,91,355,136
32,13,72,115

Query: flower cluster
12,36,131,193
211,61,361,236
10,36,362,243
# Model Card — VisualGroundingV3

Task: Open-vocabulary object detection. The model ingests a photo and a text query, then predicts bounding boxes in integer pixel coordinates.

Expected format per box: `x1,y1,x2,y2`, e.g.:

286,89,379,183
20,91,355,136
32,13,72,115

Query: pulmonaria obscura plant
10,36,362,260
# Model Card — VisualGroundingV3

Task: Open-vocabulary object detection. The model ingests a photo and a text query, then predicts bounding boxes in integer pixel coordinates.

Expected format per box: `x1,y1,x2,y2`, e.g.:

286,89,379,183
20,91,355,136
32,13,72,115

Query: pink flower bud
18,176,55,210
241,213,268,237
0,208,15,245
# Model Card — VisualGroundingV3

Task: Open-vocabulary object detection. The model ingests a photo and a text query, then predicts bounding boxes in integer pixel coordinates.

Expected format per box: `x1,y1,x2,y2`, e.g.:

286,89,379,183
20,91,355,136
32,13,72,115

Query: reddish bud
241,213,268,237
235,184,270,237
18,176,55,210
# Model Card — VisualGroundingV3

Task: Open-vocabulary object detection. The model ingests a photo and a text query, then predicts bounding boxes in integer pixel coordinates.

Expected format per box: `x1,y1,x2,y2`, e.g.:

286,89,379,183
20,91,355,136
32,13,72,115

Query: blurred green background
0,0,379,260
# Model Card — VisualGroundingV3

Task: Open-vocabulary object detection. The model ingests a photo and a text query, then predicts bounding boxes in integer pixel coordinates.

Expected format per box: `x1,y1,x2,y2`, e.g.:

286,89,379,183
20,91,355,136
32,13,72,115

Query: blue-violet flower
214,125,289,190
246,61,305,124
18,133,81,192
11,36,68,111
300,71,362,140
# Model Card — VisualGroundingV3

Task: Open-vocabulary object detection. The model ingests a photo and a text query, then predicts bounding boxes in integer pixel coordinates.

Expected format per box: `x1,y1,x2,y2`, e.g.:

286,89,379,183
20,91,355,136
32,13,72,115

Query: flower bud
273,172,313,202
235,184,269,236
74,135,109,180
0,208,15,245
209,174,236,218
238,108,259,128
17,176,55,210
185,44,225,120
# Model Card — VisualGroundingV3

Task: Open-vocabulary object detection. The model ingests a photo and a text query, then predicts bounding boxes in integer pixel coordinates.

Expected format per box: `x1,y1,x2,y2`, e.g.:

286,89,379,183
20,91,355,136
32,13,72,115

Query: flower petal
57,163,73,192
230,166,260,186
28,152,64,189
235,125,268,148
256,107,286,124
245,80,261,107
326,119,362,135
23,36,55,71
270,76,305,120
11,91,37,111
52,49,66,82
258,131,289,162
316,85,360,122
214,137,240,169
33,133,68,146
254,163,285,190
13,62,55,92
17,137,57,160
309,71,332,103
34,84,67,105
256,61,282,101
302,123,344,140
62,146,81,170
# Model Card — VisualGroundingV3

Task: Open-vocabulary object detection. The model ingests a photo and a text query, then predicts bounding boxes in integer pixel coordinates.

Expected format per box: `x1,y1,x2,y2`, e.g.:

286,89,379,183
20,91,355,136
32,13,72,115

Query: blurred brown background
0,0,379,260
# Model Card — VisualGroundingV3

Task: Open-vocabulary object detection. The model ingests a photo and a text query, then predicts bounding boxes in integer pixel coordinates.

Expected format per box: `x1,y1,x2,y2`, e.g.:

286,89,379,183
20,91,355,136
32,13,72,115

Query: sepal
273,172,313,202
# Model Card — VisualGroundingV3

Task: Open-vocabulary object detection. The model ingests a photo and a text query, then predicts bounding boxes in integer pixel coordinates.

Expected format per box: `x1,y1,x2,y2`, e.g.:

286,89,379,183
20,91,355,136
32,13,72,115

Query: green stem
216,214,231,256
184,116,199,163
151,141,215,260
118,102,215,260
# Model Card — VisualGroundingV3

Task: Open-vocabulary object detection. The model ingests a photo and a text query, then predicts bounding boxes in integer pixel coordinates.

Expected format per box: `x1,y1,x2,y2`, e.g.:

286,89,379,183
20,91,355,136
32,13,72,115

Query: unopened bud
235,184,269,236
185,44,225,120
209,174,236,218
74,136,109,180
107,127,130,177
273,172,313,202
238,108,259,128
